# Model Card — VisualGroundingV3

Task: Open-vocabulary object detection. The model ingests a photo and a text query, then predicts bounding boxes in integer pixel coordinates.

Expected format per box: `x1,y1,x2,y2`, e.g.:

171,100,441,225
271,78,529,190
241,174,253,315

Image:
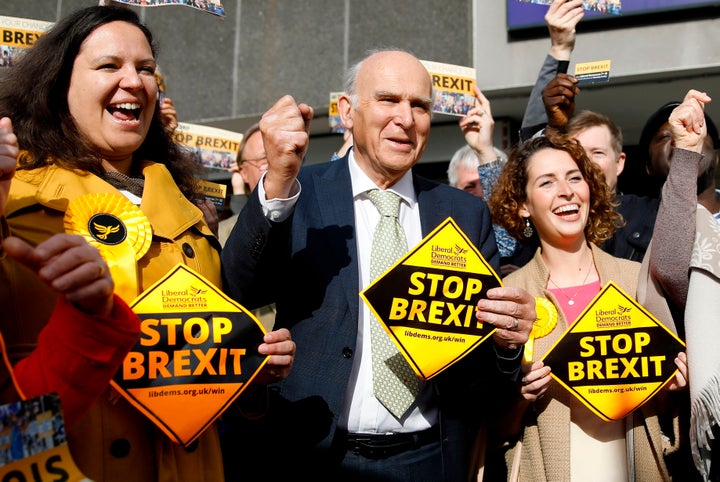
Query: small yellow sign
361,217,502,380
542,281,685,422
574,59,611,85
111,264,268,447
196,179,228,214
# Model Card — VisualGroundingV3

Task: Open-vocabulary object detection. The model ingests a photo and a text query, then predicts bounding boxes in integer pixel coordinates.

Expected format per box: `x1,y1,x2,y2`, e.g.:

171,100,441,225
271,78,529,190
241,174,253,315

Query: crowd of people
0,0,717,481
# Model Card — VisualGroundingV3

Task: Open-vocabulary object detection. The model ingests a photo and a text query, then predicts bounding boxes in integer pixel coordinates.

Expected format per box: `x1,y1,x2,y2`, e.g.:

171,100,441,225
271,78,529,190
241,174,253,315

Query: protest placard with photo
0,16,53,69
515,0,621,14
420,60,476,117
328,91,345,134
173,122,243,172
0,394,90,481
109,0,225,17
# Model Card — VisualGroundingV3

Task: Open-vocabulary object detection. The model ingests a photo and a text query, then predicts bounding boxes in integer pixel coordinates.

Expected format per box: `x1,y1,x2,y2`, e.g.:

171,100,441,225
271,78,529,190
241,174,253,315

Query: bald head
338,50,433,188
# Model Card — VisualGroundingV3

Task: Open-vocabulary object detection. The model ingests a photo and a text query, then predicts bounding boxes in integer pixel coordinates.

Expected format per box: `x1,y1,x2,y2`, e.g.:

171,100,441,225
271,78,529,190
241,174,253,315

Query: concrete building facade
2,1,719,191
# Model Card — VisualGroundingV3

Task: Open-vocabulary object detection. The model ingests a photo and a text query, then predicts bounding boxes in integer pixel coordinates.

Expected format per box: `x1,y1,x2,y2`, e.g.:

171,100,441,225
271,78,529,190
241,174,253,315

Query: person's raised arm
260,95,313,200
520,0,584,140
650,89,712,309
547,0,584,63
159,97,179,133
460,85,498,164
0,117,18,218
542,73,579,136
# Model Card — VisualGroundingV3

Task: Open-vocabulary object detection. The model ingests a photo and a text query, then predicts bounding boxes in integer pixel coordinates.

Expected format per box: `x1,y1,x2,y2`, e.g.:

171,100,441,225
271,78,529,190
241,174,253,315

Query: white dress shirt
257,153,438,434
339,152,437,434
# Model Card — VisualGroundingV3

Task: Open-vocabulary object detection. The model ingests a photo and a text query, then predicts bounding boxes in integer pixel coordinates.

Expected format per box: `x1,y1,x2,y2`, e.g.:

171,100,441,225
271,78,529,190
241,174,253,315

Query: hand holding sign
0,116,18,216
520,360,552,402
459,86,498,163
476,285,536,351
254,327,296,385
541,73,579,132
665,351,688,392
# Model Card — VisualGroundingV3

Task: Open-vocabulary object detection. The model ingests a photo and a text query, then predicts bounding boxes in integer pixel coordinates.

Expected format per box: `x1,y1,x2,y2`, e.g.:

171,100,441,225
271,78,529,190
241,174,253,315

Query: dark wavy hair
0,5,200,200
489,135,621,245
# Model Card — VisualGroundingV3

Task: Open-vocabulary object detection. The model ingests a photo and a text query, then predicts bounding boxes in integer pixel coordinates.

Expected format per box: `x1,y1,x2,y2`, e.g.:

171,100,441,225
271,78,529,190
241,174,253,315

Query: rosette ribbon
64,193,152,303
524,297,558,364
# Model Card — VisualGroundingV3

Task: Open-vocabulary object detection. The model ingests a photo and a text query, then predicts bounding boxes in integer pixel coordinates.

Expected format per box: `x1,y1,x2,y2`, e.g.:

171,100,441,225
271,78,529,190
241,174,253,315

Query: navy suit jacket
221,156,515,481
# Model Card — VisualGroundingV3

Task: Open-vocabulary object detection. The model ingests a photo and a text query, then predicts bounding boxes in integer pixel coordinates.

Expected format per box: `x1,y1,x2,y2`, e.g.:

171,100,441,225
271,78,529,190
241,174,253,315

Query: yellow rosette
524,297,558,364
64,193,152,303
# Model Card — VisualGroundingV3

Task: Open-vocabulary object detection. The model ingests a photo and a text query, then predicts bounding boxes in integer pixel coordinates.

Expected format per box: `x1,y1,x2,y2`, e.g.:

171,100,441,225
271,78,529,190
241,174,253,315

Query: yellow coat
0,162,224,482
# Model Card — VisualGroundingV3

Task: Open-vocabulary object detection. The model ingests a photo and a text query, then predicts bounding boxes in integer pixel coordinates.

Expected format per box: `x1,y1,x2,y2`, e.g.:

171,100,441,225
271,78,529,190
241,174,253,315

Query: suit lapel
312,158,360,318
415,175,452,236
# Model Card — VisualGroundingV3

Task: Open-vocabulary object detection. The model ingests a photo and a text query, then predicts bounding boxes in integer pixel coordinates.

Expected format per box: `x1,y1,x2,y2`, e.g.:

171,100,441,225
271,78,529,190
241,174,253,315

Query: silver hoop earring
523,218,533,238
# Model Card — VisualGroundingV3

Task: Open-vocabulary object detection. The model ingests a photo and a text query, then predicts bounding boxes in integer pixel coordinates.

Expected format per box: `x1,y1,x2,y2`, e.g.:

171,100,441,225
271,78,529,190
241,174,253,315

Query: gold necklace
547,257,594,306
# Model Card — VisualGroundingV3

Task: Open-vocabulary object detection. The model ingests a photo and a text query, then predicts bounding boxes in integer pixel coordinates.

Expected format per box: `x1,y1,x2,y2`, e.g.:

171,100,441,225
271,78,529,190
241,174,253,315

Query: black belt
344,426,440,459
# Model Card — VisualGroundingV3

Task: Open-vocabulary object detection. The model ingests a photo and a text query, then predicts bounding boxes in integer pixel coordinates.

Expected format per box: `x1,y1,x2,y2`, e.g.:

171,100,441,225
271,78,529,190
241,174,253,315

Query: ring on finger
512,317,519,330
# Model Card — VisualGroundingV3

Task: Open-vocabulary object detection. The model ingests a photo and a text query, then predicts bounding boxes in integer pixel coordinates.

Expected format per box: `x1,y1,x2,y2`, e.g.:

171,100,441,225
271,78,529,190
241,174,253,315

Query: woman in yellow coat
0,5,294,481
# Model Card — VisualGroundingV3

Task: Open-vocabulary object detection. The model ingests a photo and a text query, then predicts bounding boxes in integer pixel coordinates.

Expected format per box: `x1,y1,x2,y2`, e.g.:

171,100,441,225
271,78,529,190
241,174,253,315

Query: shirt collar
347,150,416,207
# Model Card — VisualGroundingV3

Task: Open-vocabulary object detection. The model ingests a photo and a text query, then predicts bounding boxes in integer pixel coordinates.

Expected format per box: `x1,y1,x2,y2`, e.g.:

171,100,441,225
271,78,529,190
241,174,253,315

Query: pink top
548,279,626,479
548,279,602,326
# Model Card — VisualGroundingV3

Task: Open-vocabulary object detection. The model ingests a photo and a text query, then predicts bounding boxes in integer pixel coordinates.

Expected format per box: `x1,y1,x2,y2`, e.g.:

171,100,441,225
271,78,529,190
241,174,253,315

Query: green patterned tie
366,189,420,419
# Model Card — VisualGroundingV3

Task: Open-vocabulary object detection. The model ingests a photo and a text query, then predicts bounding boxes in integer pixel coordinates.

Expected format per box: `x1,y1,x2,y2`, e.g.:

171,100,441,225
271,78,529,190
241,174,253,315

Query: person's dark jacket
220,154,519,481
603,193,659,262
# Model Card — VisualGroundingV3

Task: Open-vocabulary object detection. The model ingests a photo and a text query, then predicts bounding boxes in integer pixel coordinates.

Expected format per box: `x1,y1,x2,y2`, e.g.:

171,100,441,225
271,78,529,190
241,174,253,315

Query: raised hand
669,89,712,153
259,95,314,199
542,73,580,131
0,117,19,216
546,0,585,61
459,85,498,164
159,97,179,132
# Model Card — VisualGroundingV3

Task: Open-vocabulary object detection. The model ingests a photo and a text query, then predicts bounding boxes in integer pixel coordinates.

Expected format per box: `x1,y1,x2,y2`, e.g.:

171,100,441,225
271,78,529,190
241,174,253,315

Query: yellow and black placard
361,217,502,380
0,15,53,53
0,394,89,481
542,281,685,422
110,264,268,447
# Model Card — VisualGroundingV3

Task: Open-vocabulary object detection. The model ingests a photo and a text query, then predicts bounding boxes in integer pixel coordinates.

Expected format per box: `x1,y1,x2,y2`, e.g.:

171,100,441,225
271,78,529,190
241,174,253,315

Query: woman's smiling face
66,20,157,166
520,147,590,248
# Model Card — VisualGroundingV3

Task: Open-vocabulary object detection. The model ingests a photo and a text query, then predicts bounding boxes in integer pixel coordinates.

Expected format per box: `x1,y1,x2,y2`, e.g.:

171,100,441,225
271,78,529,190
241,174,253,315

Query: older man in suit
221,49,535,481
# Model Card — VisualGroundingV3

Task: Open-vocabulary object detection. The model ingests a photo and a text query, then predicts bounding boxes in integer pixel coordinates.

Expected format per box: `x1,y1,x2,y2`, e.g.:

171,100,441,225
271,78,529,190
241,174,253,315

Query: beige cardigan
499,244,678,481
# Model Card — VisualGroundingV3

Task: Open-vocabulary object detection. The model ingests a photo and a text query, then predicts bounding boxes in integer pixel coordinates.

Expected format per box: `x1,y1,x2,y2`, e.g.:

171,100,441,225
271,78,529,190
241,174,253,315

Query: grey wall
2,1,720,181
0,0,473,170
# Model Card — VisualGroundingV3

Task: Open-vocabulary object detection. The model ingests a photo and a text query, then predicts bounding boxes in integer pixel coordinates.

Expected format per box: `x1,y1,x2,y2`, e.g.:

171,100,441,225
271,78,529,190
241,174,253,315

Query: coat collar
9,163,209,240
